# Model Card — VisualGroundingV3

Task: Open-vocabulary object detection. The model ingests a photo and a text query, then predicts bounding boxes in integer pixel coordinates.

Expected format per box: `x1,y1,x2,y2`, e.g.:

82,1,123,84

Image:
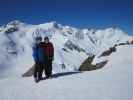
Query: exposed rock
22,64,35,77
131,40,133,44
79,55,107,71
118,43,126,46
79,55,95,71
64,40,85,53
5,27,18,34
99,47,116,57
62,48,69,52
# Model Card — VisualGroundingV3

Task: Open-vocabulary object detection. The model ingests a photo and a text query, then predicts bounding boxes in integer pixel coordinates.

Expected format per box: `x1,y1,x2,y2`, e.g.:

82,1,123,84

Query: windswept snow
0,45,133,100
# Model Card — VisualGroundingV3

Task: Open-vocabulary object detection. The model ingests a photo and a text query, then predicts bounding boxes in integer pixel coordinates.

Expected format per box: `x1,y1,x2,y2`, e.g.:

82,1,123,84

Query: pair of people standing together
32,36,54,83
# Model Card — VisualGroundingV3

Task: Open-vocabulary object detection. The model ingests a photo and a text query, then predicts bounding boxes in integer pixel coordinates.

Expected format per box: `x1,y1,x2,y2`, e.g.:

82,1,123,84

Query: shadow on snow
41,71,82,81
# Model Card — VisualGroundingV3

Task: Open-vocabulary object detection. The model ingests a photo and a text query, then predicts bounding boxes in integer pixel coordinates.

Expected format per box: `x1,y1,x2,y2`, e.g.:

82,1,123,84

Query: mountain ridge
0,20,133,78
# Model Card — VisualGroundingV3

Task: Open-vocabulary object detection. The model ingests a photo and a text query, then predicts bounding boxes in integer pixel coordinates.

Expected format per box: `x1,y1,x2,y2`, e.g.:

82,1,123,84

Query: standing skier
32,37,45,82
42,36,54,78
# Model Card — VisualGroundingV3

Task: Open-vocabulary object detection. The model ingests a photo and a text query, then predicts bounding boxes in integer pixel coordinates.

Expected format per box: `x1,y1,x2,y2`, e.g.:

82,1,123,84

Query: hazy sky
0,0,133,35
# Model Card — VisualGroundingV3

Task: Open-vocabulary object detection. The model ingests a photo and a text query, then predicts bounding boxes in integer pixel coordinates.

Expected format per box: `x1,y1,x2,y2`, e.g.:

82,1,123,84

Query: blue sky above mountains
0,0,133,35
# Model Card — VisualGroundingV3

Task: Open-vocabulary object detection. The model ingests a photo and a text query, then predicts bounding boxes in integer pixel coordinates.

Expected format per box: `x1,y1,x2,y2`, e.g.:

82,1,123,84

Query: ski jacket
32,43,45,63
42,42,54,60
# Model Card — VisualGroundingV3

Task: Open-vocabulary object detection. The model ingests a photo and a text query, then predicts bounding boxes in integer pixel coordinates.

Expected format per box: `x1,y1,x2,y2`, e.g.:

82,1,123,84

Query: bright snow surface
0,45,133,100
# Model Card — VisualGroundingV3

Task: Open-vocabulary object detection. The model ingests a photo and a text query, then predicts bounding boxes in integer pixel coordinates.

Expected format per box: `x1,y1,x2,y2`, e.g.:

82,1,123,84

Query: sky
0,0,133,35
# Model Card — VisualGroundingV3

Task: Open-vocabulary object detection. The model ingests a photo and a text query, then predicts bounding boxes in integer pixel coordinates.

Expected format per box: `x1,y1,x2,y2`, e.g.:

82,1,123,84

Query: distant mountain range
0,20,133,78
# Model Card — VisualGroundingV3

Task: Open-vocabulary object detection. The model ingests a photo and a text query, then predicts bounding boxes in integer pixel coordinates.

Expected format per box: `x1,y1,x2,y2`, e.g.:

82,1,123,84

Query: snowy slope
0,45,133,100
0,20,133,78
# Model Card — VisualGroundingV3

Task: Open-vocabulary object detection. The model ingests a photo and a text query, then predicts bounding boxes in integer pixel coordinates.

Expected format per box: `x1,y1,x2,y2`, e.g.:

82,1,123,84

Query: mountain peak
37,21,62,30
7,20,26,27
45,21,61,29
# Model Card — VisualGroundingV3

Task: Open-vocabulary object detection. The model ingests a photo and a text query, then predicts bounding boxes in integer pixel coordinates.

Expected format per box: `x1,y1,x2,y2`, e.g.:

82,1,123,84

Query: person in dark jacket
42,36,54,78
32,37,46,82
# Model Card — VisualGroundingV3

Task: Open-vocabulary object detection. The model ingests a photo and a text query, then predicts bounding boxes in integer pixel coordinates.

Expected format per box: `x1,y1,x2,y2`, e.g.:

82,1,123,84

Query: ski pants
34,62,44,79
44,60,52,78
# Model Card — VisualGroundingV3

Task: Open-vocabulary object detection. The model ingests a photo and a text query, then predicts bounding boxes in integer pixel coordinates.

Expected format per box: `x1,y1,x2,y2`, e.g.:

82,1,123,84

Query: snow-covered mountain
0,20,133,78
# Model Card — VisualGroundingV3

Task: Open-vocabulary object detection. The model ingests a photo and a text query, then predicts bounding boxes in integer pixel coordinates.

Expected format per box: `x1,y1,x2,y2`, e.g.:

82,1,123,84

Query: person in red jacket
42,36,54,78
